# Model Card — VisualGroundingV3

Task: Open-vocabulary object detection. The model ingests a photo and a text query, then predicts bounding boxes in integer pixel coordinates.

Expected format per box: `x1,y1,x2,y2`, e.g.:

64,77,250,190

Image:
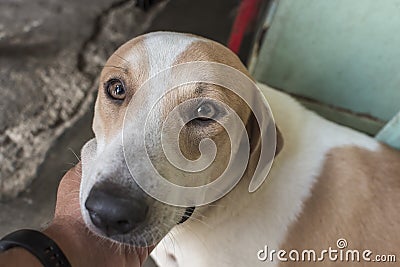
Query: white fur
143,32,198,78
151,83,379,267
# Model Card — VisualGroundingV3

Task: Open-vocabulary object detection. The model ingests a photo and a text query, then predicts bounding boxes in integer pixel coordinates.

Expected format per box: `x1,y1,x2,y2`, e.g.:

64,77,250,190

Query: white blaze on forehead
121,33,200,132
144,32,199,78
127,32,202,125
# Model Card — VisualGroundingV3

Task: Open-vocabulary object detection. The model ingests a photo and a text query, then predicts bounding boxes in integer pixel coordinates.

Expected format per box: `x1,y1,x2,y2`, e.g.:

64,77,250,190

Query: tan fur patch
278,145,400,266
93,34,282,187
174,40,250,76
145,39,257,185
94,36,150,141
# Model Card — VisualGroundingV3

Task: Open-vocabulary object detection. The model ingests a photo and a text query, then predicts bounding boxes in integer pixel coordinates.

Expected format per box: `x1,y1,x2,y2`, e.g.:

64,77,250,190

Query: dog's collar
177,207,195,224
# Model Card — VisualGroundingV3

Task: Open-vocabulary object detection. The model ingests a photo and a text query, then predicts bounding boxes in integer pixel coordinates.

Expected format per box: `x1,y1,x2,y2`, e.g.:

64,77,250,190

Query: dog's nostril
116,220,132,232
85,182,149,236
116,220,130,228
87,210,102,226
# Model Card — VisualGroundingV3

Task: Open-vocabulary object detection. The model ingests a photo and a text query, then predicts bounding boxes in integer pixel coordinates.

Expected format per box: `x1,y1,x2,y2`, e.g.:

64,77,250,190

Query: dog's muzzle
85,181,149,236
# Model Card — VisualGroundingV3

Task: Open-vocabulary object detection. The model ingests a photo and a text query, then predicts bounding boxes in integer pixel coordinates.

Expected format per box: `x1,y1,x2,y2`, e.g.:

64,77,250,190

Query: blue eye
106,79,126,100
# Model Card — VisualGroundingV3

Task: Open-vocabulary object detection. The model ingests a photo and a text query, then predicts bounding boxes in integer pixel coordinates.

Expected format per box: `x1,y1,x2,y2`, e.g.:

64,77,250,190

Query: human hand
45,163,154,267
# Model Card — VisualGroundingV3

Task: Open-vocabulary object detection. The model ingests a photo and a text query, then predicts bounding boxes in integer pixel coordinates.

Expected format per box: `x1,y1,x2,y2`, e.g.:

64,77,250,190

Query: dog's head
80,32,280,246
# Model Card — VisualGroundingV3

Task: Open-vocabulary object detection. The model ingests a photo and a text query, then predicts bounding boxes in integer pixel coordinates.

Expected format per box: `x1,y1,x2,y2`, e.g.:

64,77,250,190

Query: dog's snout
85,182,149,236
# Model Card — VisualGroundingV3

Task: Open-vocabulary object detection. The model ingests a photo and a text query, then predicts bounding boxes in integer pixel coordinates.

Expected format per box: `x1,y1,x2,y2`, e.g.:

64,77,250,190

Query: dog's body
79,32,400,267
152,84,400,266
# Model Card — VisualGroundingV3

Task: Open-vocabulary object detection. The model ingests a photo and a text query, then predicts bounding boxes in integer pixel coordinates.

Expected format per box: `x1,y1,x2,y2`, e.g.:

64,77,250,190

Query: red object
228,0,262,54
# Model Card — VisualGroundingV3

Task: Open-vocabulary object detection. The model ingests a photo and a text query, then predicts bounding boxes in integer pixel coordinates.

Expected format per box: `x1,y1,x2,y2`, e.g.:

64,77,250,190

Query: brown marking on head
166,39,281,184
94,35,150,142
93,32,282,187
82,32,283,245
278,144,400,266
174,39,250,75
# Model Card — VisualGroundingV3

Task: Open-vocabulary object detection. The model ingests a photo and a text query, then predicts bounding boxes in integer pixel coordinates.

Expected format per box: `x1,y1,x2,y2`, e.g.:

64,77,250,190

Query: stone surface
0,0,167,199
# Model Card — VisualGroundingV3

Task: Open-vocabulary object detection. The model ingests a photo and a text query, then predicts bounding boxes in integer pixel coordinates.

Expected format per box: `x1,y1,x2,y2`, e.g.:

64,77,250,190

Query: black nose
85,182,149,236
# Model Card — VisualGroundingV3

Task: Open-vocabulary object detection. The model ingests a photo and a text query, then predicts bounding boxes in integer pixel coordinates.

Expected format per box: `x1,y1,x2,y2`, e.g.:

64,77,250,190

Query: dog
80,31,400,266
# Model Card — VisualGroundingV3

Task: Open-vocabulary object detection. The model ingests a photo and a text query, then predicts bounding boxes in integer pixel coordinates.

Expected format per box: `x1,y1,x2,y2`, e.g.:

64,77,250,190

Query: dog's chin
82,215,172,247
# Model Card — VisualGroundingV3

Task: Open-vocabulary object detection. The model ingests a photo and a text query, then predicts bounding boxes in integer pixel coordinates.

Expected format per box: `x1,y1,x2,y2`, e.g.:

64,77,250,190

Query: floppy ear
246,113,284,158
275,126,284,157
244,95,284,192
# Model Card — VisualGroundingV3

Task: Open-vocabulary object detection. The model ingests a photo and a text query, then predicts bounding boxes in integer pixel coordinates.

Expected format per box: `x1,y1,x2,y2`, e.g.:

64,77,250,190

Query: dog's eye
105,79,126,100
195,102,217,121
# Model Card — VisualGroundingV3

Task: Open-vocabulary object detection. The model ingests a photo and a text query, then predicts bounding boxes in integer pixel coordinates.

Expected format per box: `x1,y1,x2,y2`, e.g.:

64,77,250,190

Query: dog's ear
246,113,284,158
275,126,284,157
244,95,284,192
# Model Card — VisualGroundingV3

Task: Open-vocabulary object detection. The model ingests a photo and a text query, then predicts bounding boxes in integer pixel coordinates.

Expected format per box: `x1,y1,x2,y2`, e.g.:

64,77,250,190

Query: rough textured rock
0,0,167,199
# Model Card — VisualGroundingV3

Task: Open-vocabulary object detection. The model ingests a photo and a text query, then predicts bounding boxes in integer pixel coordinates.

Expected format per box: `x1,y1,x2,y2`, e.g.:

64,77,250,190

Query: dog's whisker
62,197,79,203
162,224,176,254
143,229,149,251
111,240,118,255
67,191,80,195
191,213,208,221
187,216,213,230
113,53,130,64
148,228,156,248
74,163,82,170
206,203,226,208
63,180,81,185
169,230,183,257
179,223,209,253
64,188,80,193
168,232,176,256
119,240,123,256
60,168,81,175
161,236,169,261
102,65,128,72
174,210,208,221
67,147,81,162
72,170,82,176
182,209,207,218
